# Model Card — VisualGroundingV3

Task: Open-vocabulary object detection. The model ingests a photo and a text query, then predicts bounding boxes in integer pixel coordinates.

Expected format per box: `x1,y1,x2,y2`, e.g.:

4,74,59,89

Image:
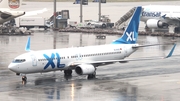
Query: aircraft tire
64,70,72,76
22,76,27,82
87,72,96,80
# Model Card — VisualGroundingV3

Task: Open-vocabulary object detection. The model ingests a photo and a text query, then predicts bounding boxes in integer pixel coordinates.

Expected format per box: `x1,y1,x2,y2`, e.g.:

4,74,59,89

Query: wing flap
132,43,173,48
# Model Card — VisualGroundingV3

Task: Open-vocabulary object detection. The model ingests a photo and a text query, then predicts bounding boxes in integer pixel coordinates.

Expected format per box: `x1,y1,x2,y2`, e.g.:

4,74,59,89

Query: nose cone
8,63,18,72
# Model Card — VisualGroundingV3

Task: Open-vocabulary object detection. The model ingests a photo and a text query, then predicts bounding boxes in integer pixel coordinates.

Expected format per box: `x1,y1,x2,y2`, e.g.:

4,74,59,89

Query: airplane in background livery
8,6,176,82
0,0,48,25
0,0,25,24
141,5,180,33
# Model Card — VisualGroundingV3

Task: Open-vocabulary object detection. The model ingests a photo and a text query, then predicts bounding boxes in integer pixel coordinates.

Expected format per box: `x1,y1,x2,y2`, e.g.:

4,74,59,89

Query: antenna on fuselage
25,37,31,51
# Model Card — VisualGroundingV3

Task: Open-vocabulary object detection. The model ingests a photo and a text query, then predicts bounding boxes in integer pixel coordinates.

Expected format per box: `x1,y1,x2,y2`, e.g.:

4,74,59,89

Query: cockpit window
12,59,26,63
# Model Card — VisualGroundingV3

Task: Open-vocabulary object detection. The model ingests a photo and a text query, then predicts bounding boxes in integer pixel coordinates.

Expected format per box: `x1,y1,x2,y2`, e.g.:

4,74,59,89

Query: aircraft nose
8,63,18,72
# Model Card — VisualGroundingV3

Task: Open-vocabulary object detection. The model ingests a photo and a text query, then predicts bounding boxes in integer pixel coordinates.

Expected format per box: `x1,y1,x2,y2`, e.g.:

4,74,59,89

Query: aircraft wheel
87,72,96,80
22,76,27,85
64,70,72,76
22,76,27,81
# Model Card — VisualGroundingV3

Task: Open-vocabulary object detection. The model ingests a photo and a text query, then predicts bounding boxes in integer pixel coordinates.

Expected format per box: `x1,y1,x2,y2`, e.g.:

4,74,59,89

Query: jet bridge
114,7,136,30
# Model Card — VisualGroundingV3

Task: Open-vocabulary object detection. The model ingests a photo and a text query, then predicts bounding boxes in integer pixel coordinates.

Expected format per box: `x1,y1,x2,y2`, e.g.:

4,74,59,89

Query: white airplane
0,0,25,24
141,5,180,33
8,6,176,82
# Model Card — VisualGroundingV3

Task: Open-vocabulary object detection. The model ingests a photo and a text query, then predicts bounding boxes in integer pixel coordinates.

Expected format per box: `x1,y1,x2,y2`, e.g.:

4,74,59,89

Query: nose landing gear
22,76,27,85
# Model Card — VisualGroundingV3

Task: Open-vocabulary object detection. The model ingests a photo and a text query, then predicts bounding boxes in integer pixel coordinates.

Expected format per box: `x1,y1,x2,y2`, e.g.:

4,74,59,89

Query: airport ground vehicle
69,15,114,29
0,19,32,35
85,16,114,28
68,21,95,29
15,17,51,30
69,20,114,29
86,20,107,28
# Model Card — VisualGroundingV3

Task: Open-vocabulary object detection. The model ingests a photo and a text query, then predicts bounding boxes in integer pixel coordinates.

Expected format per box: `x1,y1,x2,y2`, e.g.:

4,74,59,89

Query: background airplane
0,0,25,24
8,6,176,83
141,5,180,33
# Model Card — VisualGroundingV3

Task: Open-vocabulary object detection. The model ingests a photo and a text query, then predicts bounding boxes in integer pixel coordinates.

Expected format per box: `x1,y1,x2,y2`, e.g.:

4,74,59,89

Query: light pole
53,0,57,49
53,0,57,29
99,0,101,21
80,0,83,22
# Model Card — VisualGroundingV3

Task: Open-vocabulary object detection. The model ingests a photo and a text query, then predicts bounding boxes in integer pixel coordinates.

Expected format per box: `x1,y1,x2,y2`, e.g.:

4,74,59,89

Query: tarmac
0,1,180,101
0,30,180,101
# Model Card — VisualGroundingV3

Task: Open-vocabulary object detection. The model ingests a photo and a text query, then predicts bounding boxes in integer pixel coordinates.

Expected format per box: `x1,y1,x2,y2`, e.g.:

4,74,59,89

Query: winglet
25,37,31,51
166,44,176,58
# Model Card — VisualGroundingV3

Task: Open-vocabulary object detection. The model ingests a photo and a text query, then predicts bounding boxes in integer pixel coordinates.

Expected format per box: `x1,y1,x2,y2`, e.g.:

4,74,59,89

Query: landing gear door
31,54,37,66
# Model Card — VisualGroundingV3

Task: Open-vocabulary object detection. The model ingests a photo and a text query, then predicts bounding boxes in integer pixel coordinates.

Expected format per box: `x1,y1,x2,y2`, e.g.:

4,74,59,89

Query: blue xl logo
126,32,136,42
43,53,65,70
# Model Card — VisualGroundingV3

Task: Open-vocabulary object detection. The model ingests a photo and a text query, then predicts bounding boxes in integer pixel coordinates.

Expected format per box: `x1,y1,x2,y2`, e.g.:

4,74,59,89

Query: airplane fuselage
141,5,180,27
9,44,138,74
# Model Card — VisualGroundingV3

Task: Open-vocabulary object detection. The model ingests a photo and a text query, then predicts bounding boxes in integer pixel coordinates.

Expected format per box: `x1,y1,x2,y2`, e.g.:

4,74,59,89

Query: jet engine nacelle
146,19,168,28
75,64,95,75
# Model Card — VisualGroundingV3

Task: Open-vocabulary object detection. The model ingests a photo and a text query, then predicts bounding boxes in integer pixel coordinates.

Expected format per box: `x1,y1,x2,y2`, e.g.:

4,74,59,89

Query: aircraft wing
163,15,180,21
158,13,180,21
70,56,167,66
23,8,48,17
69,44,176,66
132,43,173,48
0,10,25,24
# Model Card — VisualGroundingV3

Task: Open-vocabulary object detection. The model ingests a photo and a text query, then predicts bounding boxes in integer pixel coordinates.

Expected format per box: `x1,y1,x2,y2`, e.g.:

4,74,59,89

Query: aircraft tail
112,6,142,44
0,0,22,9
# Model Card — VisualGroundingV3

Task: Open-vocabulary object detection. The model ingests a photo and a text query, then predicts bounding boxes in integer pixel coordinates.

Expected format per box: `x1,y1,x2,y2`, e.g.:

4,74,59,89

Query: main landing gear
87,72,96,80
64,70,72,80
87,67,97,80
64,69,72,76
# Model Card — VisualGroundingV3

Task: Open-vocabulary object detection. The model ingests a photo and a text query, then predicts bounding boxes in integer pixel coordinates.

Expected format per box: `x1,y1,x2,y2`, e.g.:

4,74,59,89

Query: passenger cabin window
69,51,121,59
12,59,26,63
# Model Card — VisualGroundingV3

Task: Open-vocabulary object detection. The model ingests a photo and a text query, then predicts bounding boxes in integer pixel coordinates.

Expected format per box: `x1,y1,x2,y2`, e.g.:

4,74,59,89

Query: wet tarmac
0,30,180,101
1,1,180,101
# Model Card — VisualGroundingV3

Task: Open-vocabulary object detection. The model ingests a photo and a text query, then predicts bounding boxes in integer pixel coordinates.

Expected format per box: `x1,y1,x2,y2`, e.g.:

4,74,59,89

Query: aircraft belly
41,60,67,72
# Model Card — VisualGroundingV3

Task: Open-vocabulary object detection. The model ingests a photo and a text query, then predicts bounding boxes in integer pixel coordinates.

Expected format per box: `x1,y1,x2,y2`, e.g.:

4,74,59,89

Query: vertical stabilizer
112,6,142,44
0,0,22,9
